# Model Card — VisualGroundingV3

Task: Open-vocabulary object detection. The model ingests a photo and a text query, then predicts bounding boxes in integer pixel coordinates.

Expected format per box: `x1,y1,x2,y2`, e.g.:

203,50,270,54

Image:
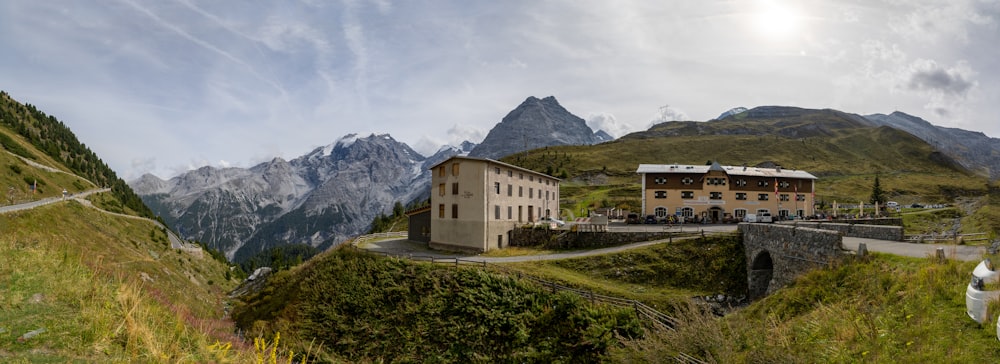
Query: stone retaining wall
784,221,903,241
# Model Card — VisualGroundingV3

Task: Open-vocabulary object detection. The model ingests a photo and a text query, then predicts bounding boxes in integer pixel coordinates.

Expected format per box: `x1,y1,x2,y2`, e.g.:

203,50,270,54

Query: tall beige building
636,162,818,222
429,156,560,252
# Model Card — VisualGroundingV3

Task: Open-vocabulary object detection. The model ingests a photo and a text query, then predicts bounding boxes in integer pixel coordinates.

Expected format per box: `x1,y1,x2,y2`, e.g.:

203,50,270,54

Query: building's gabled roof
636,163,818,180
428,155,561,181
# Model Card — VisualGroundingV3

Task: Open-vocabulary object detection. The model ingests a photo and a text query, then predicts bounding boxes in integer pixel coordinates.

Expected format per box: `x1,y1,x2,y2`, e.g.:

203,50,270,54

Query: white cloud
445,123,486,146
647,105,689,129
2,0,1000,178
585,112,633,138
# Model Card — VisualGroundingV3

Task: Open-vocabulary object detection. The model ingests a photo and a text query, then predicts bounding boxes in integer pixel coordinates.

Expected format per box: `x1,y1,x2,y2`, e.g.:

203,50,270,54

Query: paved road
362,224,989,263
1,188,200,253
842,236,985,261
0,188,109,214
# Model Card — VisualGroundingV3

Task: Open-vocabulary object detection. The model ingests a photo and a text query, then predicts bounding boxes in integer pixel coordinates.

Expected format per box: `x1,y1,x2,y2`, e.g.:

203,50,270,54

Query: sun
752,1,801,40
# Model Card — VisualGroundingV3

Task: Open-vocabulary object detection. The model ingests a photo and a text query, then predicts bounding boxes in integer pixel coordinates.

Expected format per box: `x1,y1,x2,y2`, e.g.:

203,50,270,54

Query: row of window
437,182,558,201
650,177,801,188
650,207,806,218
492,182,556,200
437,163,556,185
492,167,556,186
437,203,546,221
653,191,807,201
436,163,461,177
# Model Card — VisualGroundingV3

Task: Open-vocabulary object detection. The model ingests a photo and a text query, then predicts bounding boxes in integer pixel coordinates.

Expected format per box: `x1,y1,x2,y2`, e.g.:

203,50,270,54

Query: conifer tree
869,174,886,205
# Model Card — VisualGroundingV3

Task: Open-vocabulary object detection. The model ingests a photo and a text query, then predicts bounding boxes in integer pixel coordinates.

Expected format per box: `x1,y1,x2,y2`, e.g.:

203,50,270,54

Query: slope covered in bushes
232,247,643,363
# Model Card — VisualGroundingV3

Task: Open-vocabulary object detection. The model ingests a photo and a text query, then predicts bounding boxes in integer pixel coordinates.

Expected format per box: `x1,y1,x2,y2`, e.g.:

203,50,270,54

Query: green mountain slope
504,112,986,208
0,92,251,362
232,248,642,363
0,91,153,219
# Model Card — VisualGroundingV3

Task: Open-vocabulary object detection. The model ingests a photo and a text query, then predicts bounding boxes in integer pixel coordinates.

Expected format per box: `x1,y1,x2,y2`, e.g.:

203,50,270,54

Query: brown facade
638,163,817,222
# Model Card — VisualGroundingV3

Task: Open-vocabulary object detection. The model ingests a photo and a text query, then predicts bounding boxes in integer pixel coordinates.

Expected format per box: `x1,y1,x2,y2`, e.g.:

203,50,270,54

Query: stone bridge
739,222,903,300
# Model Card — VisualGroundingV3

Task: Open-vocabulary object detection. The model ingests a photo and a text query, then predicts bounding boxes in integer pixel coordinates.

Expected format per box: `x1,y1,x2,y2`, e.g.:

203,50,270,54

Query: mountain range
133,134,470,262
708,106,999,180
131,99,1000,262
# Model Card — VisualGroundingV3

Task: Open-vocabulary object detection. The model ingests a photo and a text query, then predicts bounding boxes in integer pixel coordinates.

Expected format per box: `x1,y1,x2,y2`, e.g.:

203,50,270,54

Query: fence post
633,301,640,322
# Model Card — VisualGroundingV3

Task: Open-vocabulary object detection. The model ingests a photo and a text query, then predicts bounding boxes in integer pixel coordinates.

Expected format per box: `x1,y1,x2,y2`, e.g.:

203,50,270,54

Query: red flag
774,178,778,197
794,183,798,199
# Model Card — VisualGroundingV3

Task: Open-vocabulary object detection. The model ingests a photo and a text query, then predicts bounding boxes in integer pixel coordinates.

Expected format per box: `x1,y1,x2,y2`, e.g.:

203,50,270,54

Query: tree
392,201,404,218
869,174,886,205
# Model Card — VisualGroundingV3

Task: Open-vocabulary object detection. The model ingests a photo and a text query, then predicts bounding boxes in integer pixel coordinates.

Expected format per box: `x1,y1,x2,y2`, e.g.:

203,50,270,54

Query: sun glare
753,1,800,40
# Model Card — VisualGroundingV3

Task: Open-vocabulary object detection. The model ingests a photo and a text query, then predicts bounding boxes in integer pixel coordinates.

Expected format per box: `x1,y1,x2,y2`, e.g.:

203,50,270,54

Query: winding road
1,187,199,253
361,224,989,263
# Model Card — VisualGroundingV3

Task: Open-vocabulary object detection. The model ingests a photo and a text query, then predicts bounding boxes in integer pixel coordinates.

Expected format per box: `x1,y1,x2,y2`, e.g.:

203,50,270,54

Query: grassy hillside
0,91,153,219
0,200,245,362
502,119,992,229
612,253,1000,362
231,247,643,363
0,91,266,362
505,234,746,311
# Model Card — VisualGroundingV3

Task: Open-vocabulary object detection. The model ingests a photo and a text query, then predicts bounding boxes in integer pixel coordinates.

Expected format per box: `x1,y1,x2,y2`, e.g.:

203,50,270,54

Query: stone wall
783,221,903,241
829,218,902,226
739,223,845,300
510,228,676,249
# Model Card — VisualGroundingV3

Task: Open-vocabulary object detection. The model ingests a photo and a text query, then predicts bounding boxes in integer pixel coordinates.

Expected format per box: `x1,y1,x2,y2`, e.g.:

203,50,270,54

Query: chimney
742,163,747,171
776,166,782,173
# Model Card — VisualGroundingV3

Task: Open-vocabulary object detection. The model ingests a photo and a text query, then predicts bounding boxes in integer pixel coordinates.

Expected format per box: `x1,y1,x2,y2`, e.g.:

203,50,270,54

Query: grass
500,117,993,225
502,234,747,311
610,253,1000,362
0,199,255,362
479,245,557,257
232,247,643,363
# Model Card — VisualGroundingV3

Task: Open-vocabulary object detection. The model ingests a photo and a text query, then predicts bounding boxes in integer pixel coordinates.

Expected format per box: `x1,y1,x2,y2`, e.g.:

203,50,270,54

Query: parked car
626,213,641,224
644,215,657,224
743,214,758,223
966,259,1000,325
759,212,773,223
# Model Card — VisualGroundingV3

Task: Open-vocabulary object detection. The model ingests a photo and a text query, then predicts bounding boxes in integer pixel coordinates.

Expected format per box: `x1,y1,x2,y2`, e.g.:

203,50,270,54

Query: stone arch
749,250,774,300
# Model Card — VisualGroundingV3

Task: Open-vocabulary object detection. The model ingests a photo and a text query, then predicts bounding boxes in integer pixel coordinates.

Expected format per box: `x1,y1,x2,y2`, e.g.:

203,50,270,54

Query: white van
743,214,758,223
966,259,1000,325
759,212,773,223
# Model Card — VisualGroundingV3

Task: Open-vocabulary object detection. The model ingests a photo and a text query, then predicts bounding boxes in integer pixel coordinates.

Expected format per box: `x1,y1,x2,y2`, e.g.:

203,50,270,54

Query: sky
1,0,998,180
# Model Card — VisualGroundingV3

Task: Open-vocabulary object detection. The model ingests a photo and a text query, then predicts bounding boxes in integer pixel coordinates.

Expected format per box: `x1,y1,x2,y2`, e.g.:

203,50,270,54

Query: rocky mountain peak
130,173,170,195
468,95,600,159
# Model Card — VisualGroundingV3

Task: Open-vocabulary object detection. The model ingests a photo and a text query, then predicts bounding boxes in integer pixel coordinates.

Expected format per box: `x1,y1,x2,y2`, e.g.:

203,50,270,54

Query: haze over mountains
130,97,1000,262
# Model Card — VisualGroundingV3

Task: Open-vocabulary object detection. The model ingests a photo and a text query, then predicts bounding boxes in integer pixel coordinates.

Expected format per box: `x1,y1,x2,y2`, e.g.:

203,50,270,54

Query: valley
3,90,1000,362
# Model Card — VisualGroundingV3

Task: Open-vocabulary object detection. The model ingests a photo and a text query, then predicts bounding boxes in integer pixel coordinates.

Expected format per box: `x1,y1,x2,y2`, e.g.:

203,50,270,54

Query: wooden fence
346,231,720,363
